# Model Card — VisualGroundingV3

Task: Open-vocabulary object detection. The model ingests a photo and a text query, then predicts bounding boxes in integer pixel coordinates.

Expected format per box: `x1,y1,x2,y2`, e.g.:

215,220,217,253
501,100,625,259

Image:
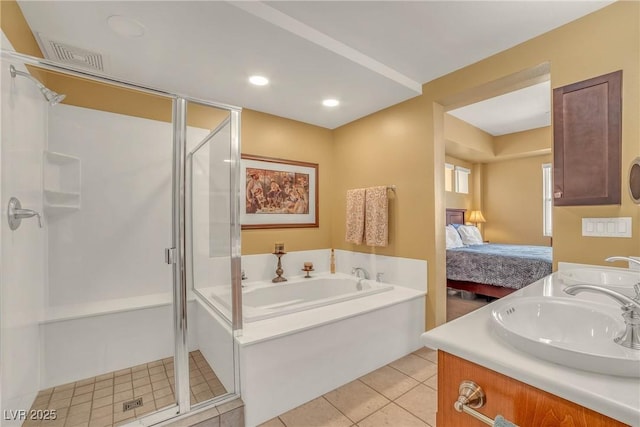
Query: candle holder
272,252,287,283
302,267,314,278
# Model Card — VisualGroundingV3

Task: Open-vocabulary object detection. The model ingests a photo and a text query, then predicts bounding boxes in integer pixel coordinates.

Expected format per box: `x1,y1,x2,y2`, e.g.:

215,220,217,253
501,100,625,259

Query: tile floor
25,350,227,427
258,293,489,427
258,347,439,427
25,294,487,427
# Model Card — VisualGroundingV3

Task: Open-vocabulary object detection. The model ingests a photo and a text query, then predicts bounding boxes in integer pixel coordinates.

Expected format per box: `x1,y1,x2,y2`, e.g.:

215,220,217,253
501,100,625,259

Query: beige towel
365,186,388,247
345,188,365,244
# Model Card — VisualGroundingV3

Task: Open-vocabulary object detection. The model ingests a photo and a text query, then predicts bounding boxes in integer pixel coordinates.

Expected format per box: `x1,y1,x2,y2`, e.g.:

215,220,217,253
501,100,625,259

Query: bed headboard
446,208,466,225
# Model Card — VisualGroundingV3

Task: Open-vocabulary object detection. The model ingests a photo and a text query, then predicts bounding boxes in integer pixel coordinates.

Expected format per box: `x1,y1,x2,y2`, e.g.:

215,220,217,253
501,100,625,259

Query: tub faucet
351,267,369,280
605,256,640,268
564,284,640,350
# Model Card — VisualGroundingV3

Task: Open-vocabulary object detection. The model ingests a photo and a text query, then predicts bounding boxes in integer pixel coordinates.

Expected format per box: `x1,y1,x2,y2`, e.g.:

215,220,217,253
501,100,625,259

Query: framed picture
241,154,318,229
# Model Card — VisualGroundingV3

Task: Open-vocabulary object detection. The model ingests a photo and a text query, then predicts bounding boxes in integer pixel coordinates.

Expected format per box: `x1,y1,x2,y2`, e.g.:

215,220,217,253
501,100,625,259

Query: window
455,166,470,194
542,163,552,236
445,163,454,192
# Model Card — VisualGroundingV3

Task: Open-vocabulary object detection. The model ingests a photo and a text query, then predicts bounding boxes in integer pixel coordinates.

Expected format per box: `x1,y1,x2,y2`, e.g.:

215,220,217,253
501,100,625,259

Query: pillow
457,225,484,246
446,225,464,249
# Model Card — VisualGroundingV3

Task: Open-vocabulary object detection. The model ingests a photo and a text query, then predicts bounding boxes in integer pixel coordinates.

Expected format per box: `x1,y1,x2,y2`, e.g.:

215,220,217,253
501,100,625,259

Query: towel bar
454,380,519,427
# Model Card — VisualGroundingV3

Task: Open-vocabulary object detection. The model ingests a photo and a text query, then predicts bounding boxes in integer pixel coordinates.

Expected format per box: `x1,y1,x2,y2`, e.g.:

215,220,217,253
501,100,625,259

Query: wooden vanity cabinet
553,70,622,206
437,351,628,427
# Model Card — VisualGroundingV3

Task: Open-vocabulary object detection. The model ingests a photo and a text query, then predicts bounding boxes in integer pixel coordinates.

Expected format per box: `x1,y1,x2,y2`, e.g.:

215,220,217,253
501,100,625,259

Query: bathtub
235,274,425,426
195,269,426,426
240,274,393,322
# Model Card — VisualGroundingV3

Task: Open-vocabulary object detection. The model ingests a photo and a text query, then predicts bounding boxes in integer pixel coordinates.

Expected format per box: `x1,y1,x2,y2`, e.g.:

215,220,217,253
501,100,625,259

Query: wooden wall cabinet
553,70,622,206
437,351,628,427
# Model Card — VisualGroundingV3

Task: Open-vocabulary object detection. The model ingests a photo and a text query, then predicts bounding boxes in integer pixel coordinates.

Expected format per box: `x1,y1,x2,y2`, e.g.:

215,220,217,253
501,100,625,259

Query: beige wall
483,154,553,246
1,2,335,258
333,1,639,329
436,1,640,322
444,114,494,160
4,1,639,331
493,126,551,159
332,96,430,260
444,117,553,246
241,110,334,255
482,127,552,246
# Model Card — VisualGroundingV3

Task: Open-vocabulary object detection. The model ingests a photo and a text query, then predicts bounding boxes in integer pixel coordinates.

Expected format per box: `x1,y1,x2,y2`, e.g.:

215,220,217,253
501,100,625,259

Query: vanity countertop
421,269,640,426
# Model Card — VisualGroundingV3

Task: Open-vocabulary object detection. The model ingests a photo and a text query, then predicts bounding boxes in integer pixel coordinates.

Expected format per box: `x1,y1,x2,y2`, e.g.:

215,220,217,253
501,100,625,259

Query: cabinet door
436,351,628,427
553,70,622,206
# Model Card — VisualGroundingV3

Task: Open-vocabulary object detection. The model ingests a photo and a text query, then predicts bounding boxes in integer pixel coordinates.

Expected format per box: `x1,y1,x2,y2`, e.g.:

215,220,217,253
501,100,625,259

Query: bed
445,208,552,298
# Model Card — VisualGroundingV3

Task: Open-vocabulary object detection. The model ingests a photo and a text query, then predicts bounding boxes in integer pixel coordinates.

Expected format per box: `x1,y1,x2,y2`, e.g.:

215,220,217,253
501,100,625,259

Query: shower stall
1,51,242,426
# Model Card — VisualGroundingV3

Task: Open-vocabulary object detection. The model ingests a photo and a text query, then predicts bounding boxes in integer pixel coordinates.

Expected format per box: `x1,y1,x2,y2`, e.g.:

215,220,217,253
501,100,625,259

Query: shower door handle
165,247,177,264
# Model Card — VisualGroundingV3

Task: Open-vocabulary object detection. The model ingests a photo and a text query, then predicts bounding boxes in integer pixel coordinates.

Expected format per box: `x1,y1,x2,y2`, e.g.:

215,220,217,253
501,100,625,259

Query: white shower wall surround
241,249,427,292
46,104,210,307
41,301,197,388
1,52,48,419
1,44,242,427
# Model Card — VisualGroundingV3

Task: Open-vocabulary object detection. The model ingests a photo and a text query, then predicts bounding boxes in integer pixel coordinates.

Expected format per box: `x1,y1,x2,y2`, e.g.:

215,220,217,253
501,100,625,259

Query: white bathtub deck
238,284,426,426
237,283,424,345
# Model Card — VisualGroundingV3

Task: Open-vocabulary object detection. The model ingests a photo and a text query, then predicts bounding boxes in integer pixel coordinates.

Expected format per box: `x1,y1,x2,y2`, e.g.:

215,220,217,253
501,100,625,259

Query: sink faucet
605,256,640,268
564,284,640,350
351,267,370,280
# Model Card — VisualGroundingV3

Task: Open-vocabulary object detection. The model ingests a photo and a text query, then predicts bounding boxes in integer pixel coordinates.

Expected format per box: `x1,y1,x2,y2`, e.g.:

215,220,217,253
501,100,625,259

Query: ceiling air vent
36,33,105,72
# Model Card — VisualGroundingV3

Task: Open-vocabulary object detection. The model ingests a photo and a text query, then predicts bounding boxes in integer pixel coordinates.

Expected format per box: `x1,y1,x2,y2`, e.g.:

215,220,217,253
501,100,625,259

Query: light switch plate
582,217,632,238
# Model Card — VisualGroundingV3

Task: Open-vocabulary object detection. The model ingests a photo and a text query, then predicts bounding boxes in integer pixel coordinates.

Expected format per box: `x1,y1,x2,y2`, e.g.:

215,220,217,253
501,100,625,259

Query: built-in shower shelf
44,189,80,204
45,150,79,164
44,204,80,214
43,150,80,214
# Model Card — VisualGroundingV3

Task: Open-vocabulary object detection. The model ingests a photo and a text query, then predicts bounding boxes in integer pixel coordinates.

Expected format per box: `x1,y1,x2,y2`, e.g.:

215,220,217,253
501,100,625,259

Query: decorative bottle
330,249,336,274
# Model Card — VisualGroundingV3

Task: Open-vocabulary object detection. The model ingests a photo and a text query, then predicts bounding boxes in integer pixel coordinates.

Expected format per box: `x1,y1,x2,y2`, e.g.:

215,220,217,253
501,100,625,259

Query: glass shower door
2,51,241,426
1,54,180,427
185,101,241,408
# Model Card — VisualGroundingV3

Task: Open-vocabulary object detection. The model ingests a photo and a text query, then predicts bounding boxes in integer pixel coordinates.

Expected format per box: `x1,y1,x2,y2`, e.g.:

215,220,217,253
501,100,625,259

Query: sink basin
558,268,640,287
491,297,640,377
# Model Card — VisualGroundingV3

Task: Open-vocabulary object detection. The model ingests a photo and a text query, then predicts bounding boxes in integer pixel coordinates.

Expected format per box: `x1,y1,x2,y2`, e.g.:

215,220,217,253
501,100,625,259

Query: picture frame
241,154,318,229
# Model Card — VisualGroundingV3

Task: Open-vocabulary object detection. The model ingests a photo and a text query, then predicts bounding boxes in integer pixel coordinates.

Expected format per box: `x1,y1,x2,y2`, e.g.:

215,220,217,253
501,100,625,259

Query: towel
365,186,388,247
345,188,365,244
494,415,517,427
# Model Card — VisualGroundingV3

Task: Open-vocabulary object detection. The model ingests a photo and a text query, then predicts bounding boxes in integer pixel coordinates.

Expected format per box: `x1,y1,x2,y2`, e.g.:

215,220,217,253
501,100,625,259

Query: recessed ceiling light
107,15,146,38
322,99,340,107
249,75,269,86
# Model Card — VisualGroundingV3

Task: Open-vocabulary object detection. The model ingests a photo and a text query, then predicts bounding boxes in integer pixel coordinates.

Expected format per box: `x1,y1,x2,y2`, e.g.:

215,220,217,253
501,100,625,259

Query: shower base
23,350,227,427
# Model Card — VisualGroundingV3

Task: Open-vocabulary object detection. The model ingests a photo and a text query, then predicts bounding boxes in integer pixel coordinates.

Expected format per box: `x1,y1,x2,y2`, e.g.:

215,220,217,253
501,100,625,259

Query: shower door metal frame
172,98,191,412
0,50,243,423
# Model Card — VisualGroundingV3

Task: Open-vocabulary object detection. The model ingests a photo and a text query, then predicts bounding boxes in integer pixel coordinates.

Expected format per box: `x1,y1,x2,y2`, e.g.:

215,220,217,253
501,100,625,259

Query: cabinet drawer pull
454,380,519,426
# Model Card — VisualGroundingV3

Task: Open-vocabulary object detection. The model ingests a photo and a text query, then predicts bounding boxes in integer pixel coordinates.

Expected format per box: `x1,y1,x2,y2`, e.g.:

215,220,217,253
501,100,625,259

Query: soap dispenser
330,249,336,274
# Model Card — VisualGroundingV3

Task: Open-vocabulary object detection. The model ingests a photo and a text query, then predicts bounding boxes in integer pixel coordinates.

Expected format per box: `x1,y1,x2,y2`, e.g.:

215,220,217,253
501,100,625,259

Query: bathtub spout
352,267,370,280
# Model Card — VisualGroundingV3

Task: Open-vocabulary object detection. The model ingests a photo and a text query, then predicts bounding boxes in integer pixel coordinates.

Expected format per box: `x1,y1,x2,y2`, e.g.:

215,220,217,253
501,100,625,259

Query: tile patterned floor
25,350,226,427
258,293,489,427
258,347,439,427
24,296,485,427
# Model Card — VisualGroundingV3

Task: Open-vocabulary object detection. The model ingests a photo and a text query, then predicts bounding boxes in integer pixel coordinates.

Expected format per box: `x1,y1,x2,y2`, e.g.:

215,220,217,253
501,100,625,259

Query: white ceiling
448,81,551,136
15,1,612,129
